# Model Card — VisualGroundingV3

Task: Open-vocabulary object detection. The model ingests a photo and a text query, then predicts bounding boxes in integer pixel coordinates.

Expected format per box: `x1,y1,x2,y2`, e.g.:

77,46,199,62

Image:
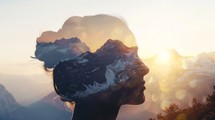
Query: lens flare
159,80,172,92
175,89,186,100
189,80,197,88
160,99,171,110
151,94,159,102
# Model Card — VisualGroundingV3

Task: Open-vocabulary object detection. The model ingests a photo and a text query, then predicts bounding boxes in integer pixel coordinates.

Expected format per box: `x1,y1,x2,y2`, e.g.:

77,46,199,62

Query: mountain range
0,84,71,120
1,38,215,120
143,49,215,114
35,37,90,68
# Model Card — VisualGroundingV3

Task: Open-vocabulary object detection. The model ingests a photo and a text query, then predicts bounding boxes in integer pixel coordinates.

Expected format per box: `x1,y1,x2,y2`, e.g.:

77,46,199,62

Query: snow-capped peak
54,40,147,99
96,39,134,55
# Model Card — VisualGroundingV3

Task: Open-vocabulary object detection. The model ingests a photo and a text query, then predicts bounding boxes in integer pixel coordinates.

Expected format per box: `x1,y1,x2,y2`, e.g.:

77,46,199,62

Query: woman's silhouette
53,40,149,120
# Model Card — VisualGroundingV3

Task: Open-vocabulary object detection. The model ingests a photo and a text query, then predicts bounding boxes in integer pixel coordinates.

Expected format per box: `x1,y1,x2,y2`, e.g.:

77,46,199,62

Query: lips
136,80,146,90
141,80,145,86
142,85,146,90
140,80,146,90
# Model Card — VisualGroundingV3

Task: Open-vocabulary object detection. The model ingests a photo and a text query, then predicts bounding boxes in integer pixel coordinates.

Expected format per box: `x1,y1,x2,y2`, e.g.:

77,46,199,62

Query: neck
72,100,120,120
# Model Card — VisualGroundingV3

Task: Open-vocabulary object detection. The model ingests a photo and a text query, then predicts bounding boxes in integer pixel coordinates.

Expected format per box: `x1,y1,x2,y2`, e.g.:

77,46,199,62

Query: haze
0,1,215,119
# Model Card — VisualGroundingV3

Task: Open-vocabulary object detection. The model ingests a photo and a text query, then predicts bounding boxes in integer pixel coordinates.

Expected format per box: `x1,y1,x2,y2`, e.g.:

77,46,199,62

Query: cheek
134,86,145,97
125,76,144,88
126,85,144,99
123,86,145,105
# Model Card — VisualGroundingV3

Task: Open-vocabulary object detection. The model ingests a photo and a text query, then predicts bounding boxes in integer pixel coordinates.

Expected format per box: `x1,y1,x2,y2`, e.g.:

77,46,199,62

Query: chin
128,96,145,105
136,85,146,104
127,89,145,105
135,92,145,105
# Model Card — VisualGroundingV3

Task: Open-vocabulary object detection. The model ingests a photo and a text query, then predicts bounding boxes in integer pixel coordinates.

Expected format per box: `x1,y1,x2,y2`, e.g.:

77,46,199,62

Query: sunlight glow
213,56,215,61
156,50,171,65
182,59,188,69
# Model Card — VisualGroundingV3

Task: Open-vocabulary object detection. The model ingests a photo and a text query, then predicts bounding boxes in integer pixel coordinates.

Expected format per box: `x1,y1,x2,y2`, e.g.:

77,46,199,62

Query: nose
136,59,149,75
141,63,149,75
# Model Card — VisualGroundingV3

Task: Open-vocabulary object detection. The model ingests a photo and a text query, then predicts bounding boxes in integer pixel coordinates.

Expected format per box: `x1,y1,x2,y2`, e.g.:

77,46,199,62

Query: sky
0,0,215,75
0,0,215,108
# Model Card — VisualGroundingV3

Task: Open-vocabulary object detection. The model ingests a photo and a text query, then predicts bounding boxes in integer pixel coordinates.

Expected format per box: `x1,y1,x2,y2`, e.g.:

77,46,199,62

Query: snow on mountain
35,37,90,68
142,50,215,114
180,52,215,79
54,39,148,99
33,38,215,119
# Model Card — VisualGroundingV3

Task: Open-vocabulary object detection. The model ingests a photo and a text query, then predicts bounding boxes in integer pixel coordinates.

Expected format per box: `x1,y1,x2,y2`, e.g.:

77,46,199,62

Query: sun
156,50,171,65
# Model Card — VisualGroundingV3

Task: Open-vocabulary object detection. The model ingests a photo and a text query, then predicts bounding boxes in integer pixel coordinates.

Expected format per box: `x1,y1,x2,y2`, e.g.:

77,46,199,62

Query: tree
149,85,215,120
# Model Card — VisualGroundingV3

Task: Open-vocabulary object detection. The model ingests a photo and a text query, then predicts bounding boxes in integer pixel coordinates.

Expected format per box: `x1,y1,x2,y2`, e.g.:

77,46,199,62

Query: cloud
37,14,136,52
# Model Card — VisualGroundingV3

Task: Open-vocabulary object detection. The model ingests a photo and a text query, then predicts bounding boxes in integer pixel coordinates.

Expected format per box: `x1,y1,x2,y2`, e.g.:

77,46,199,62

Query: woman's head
53,40,149,105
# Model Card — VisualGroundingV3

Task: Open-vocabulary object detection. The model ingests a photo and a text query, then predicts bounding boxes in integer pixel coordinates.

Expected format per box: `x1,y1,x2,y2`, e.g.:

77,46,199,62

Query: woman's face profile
104,51,149,106
119,58,149,105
